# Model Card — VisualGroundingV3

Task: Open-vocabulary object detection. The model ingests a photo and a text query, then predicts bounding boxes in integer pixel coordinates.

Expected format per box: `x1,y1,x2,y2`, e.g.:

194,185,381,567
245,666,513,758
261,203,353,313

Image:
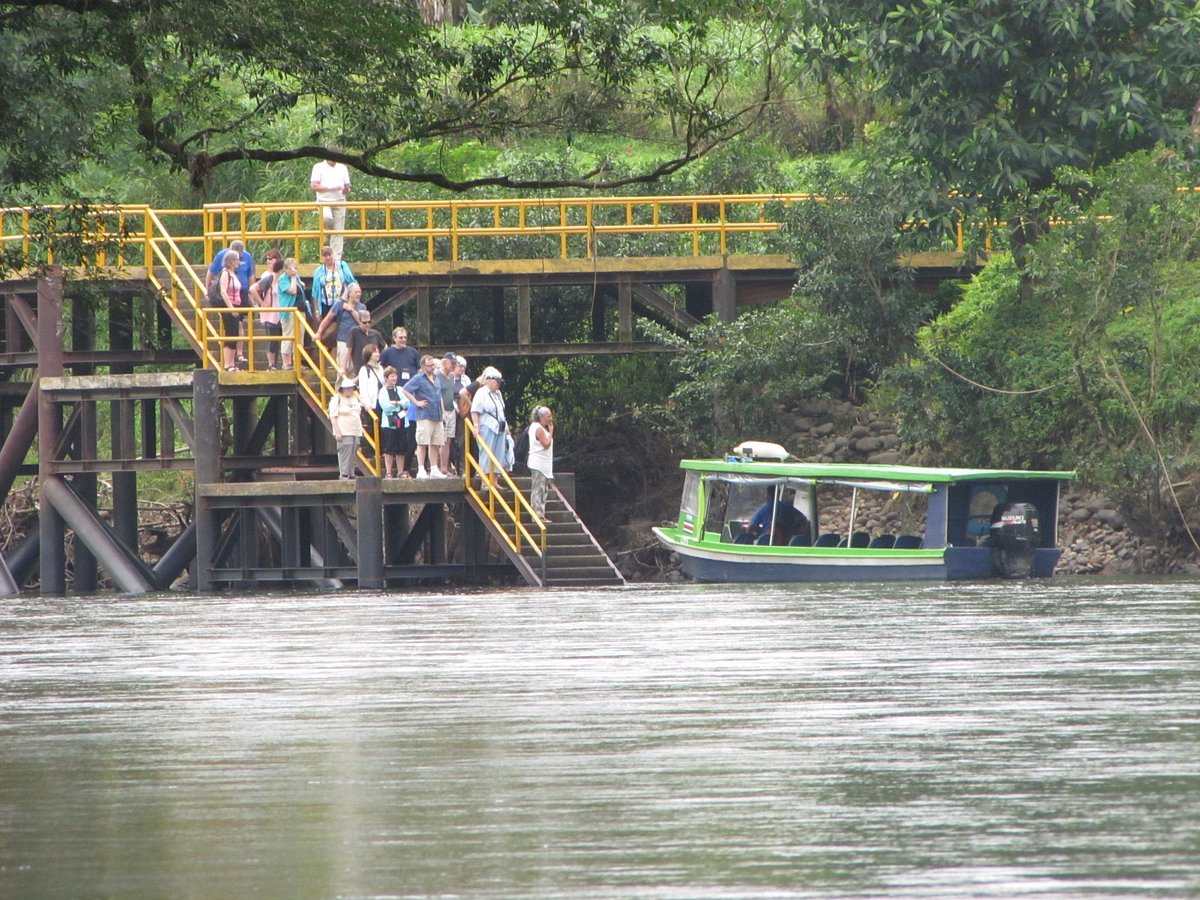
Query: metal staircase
471,477,624,587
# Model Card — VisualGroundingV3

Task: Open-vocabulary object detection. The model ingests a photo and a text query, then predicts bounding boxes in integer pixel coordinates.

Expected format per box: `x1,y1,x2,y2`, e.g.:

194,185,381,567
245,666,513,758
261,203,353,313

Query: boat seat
813,532,840,547
849,531,870,548
733,532,755,545
893,534,923,549
867,534,896,549
787,535,811,547
755,533,771,545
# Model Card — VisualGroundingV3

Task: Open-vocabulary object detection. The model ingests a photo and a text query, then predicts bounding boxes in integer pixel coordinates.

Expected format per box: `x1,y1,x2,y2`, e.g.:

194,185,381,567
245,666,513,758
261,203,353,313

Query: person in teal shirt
276,257,307,370
310,245,356,316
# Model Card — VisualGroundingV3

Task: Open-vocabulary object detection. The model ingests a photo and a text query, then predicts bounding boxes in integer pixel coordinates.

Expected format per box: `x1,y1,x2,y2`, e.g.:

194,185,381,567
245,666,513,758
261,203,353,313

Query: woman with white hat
470,367,508,482
328,379,363,479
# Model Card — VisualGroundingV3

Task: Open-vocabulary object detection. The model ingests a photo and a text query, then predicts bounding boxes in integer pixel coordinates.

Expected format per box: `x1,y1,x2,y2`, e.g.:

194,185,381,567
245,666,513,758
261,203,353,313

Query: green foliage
890,254,1079,468
799,0,1200,255
775,161,937,396
0,0,797,199
0,196,128,279
641,304,831,454
888,151,1200,534
640,160,942,453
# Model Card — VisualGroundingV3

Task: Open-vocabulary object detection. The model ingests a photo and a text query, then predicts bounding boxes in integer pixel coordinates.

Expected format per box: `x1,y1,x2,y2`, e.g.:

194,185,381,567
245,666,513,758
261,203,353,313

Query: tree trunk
1008,212,1048,303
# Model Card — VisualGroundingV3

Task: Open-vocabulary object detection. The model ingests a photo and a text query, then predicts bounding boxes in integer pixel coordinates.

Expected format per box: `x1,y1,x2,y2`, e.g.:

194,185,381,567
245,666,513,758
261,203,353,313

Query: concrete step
542,575,624,587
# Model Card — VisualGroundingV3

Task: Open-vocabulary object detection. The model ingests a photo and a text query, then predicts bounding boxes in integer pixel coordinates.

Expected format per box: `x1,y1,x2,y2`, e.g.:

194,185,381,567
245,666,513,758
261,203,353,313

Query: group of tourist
326,349,555,516
203,153,352,374
204,241,310,373
203,158,556,514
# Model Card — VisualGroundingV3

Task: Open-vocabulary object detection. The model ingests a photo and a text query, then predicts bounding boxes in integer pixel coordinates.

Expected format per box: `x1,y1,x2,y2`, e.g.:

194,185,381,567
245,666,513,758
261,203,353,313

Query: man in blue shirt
314,283,366,376
747,489,809,545
380,327,421,380
403,355,448,479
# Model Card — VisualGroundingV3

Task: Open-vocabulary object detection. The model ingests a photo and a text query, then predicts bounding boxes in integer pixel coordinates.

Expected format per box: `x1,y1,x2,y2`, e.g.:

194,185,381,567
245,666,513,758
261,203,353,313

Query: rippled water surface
2,580,1199,898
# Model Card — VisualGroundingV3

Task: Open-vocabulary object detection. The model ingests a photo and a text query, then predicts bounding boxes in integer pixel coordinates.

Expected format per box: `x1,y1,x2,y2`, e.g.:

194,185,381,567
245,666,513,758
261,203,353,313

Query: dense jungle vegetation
6,0,1200,547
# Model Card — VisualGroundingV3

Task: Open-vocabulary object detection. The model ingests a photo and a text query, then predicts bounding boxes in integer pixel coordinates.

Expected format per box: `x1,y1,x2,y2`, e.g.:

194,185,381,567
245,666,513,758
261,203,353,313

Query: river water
1,579,1198,898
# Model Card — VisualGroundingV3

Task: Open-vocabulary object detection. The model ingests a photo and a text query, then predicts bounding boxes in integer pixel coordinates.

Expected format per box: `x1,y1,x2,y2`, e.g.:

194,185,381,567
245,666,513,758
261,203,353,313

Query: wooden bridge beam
714,265,736,323
619,278,633,345
193,367,220,592
517,278,531,350
37,268,67,594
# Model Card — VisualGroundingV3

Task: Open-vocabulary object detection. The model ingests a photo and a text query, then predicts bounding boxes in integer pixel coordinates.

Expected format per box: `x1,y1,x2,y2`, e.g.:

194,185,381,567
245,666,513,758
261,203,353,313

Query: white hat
339,378,357,390
478,365,503,383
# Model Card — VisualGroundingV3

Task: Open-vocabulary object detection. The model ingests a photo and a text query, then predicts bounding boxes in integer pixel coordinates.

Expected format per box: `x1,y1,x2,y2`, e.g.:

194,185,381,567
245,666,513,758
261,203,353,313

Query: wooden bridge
0,193,970,596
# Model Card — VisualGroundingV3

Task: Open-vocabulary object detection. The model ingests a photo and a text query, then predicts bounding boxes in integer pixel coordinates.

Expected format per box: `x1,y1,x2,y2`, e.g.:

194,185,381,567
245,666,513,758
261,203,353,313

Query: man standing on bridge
310,154,351,261
403,356,448,479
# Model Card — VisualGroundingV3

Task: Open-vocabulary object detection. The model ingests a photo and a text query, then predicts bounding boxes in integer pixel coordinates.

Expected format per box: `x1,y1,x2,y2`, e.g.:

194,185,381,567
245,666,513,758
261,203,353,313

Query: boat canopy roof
702,472,936,493
682,459,1076,484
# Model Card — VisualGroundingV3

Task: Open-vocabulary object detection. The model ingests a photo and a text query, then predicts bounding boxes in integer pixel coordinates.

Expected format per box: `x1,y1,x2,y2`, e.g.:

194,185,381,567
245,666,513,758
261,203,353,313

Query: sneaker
416,469,430,479
429,467,447,479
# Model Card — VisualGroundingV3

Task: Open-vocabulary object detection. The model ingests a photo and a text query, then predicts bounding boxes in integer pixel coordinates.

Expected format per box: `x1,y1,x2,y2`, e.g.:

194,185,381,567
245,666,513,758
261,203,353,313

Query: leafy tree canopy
0,0,793,197
800,0,1200,230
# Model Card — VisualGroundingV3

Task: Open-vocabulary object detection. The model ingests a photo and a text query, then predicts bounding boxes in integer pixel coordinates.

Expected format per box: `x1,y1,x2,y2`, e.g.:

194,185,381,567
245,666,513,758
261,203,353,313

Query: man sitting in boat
746,490,810,546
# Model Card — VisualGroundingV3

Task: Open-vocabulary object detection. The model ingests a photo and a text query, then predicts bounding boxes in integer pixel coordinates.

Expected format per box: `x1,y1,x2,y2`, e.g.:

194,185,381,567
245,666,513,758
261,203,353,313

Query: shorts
415,418,445,447
441,408,456,439
262,321,282,354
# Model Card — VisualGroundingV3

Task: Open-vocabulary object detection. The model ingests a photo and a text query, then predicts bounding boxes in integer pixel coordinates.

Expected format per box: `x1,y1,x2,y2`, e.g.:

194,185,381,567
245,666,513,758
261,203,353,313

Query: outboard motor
988,502,1041,577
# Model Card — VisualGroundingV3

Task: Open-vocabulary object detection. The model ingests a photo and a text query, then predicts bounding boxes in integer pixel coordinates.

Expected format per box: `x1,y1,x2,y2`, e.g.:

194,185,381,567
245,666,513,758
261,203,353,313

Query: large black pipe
356,477,384,589
0,552,16,596
42,476,153,594
6,530,40,587
151,521,196,588
0,387,38,504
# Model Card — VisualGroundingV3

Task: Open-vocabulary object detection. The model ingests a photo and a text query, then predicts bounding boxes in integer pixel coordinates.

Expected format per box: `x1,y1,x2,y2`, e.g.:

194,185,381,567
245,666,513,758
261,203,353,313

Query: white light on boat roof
730,440,789,461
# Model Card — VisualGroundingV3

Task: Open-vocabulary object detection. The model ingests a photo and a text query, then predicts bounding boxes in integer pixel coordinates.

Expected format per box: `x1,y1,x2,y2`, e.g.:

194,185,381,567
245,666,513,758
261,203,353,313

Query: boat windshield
680,471,701,519
727,482,769,530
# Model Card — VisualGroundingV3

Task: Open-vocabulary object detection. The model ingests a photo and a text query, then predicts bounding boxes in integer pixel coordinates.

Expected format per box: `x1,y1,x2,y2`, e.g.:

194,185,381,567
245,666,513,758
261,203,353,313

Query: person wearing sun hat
328,378,363,479
470,366,508,481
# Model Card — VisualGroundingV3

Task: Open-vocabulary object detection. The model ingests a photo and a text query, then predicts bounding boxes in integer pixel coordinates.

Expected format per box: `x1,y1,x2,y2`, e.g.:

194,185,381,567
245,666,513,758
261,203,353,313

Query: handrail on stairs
462,420,546,583
143,207,222,369
292,312,382,476
152,208,386,476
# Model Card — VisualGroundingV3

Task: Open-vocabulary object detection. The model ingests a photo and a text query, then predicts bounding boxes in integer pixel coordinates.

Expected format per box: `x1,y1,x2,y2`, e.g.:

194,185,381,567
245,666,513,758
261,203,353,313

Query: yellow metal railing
293,313,382,476
462,419,546,580
143,207,222,369
6,193,983,275
200,193,895,263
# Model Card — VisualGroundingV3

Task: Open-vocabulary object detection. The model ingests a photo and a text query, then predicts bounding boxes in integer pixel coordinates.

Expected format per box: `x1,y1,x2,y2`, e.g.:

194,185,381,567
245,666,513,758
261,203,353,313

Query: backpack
512,427,531,474
205,277,223,308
